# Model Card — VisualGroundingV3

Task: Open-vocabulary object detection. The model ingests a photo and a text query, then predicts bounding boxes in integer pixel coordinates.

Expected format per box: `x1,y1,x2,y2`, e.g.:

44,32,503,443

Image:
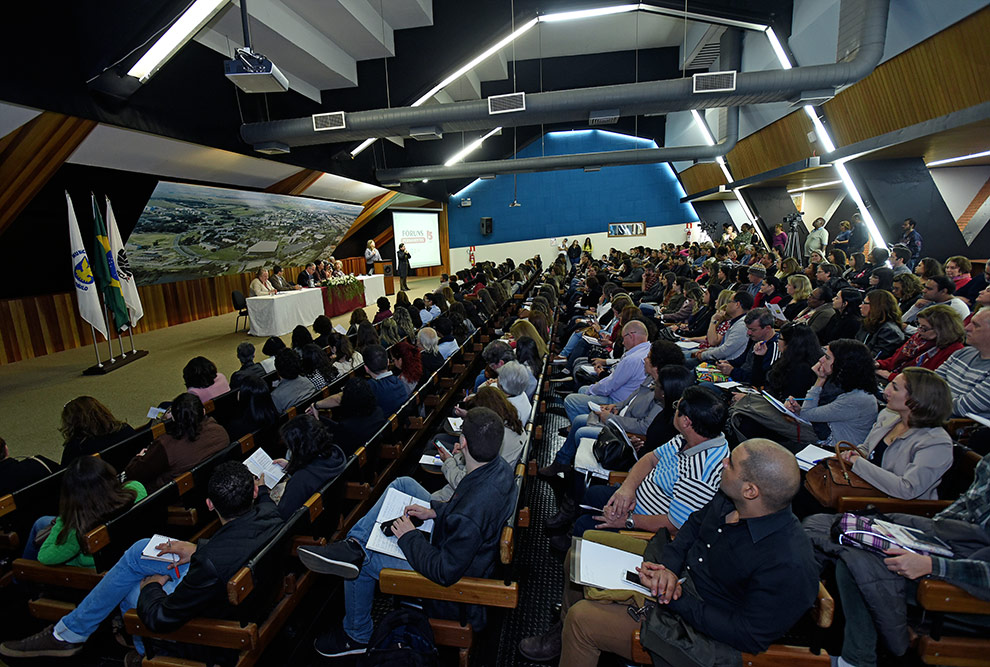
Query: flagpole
127,326,136,353
104,304,116,363
90,325,103,368
117,322,127,358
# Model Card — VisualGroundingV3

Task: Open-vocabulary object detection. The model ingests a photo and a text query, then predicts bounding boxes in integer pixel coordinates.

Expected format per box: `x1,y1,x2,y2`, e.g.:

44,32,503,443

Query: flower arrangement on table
319,275,364,301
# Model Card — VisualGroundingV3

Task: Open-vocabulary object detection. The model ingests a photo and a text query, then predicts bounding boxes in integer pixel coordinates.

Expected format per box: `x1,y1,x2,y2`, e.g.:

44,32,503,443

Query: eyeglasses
917,324,934,332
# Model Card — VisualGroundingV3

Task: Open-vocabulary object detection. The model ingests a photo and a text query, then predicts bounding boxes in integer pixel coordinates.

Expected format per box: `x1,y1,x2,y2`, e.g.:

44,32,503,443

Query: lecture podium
374,261,395,295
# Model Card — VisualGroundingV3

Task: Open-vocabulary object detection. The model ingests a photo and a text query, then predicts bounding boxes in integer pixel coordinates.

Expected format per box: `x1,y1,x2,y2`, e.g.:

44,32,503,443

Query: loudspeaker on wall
480,216,493,235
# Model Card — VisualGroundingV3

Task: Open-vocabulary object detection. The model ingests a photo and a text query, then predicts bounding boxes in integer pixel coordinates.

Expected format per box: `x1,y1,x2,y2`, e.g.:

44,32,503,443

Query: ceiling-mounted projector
225,49,288,93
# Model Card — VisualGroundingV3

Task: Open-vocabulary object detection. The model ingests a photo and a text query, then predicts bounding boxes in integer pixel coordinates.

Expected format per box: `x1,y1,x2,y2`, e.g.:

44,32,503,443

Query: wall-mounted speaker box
480,216,493,235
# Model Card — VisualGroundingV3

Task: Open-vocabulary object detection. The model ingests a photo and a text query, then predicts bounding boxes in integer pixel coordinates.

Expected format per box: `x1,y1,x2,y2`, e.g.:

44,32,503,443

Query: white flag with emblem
67,192,108,339
105,196,144,325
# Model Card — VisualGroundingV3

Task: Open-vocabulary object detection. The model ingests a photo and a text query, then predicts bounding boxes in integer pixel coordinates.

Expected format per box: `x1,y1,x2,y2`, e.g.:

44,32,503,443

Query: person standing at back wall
397,243,411,291
365,240,382,275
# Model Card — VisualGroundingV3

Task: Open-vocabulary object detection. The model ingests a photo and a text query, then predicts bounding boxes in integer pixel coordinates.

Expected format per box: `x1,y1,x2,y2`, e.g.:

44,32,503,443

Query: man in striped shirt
521,386,730,661
935,309,990,418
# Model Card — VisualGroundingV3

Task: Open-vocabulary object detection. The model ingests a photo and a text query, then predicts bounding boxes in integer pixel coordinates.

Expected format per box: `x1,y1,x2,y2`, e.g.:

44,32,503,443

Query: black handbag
592,419,639,471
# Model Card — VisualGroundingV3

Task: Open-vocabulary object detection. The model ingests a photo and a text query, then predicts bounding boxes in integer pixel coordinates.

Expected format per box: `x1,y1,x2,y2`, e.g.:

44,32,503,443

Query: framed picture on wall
608,222,646,237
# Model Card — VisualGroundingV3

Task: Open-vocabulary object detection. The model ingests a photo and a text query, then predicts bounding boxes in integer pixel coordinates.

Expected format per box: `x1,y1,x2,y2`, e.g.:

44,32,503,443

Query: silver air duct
239,0,889,177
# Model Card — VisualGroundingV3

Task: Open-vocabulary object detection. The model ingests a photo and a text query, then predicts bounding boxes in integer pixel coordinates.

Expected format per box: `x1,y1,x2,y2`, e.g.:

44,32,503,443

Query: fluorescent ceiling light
764,27,793,70
691,110,716,146
128,0,230,83
350,137,377,159
413,18,538,108
926,150,990,167
804,106,836,153
444,127,502,166
787,180,843,194
539,4,638,22
835,160,885,248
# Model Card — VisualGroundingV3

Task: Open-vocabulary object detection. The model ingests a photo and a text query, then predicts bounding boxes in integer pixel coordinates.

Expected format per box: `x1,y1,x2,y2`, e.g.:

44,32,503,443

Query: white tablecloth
356,274,385,303
247,288,325,337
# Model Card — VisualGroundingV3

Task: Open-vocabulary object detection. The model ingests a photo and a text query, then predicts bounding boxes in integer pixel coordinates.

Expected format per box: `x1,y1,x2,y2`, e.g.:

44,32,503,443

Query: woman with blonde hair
777,256,800,280
510,319,548,357
364,239,382,275
60,397,134,466
857,289,906,360
784,274,813,320
876,304,965,381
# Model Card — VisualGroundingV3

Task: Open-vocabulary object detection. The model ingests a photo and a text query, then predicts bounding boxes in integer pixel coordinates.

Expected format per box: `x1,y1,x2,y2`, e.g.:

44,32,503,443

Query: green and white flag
67,192,108,339
91,194,130,332
105,196,144,326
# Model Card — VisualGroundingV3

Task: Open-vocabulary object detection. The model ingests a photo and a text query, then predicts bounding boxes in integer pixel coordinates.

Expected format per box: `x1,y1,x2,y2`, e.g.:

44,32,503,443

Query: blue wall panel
448,129,698,247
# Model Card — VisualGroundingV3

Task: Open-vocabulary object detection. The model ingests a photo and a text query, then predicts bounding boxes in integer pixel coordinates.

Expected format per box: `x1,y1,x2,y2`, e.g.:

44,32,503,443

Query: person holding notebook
297,407,515,658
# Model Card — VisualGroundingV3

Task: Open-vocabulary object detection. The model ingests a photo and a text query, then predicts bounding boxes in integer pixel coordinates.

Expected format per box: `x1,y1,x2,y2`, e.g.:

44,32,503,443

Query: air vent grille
312,112,346,131
488,92,526,115
693,71,736,94
589,109,620,125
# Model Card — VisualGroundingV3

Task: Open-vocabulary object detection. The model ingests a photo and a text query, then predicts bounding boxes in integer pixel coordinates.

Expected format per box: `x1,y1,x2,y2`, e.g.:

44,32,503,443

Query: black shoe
549,532,573,552
518,620,563,661
314,626,368,658
538,461,568,478
557,426,571,438
298,538,365,579
0,625,83,658
545,498,577,531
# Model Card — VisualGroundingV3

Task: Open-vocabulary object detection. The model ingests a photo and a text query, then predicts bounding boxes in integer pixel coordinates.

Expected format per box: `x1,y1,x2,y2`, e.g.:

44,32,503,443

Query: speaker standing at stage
397,243,411,291
365,240,382,275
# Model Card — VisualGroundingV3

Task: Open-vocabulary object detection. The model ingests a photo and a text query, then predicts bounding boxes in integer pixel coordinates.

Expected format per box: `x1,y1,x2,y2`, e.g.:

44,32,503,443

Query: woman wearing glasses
875,304,964,382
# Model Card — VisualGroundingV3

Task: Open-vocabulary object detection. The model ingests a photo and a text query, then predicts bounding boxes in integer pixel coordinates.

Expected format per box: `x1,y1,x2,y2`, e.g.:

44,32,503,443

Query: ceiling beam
264,168,323,195
0,112,97,239
337,190,399,245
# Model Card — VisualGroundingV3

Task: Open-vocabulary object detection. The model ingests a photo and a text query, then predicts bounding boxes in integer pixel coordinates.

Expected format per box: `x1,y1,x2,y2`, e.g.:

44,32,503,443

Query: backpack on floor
359,608,439,667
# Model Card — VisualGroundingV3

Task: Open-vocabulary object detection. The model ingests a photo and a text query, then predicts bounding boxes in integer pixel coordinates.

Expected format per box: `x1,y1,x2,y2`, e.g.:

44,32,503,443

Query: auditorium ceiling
0,0,790,200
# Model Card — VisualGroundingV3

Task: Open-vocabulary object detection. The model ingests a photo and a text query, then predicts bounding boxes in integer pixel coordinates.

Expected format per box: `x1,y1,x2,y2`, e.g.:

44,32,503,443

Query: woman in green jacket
23,457,146,568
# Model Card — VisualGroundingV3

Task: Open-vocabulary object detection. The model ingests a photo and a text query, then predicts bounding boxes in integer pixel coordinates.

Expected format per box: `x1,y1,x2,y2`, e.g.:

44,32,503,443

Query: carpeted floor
0,276,440,462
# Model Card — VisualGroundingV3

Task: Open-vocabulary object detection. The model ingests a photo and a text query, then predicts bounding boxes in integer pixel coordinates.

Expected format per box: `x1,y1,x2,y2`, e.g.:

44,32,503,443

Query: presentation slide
393,211,441,269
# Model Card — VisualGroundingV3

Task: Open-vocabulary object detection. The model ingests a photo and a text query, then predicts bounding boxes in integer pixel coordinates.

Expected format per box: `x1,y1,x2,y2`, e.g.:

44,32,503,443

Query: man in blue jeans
297,407,515,658
1,462,283,663
563,321,650,424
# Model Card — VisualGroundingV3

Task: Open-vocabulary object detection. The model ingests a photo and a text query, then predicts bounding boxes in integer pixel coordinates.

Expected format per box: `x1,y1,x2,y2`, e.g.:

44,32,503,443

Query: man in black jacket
1,462,283,661
298,407,515,658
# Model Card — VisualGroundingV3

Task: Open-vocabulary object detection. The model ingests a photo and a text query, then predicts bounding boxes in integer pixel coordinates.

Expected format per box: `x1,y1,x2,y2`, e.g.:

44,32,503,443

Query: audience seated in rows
59,396,135,466
182,356,230,404
124,392,230,492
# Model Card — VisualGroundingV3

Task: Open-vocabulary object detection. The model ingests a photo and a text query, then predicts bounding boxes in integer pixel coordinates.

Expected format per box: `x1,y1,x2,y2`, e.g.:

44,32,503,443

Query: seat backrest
232,290,247,309
88,480,180,571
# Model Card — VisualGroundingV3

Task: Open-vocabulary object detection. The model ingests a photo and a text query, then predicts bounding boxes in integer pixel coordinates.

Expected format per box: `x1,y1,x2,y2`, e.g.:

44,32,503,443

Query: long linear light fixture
926,150,990,167
444,127,503,166
764,27,885,248
353,2,770,160
127,0,230,83
787,179,842,194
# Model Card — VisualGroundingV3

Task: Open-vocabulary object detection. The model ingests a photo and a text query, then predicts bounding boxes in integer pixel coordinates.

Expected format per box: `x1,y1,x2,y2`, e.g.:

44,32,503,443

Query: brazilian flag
91,195,130,331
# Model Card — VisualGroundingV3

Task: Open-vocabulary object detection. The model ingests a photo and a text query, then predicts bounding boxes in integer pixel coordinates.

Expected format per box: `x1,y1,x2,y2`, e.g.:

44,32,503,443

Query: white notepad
243,449,286,489
141,534,180,563
365,487,435,560
795,444,834,471
571,538,651,595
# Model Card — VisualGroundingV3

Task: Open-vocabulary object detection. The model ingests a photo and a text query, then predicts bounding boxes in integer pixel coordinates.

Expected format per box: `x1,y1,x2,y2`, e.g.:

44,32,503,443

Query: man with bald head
534,439,819,667
563,320,651,424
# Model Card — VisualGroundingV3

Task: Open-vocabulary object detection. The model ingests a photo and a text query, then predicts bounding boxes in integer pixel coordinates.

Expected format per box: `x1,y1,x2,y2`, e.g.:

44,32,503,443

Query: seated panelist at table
249,268,277,297
297,263,318,288
270,264,300,291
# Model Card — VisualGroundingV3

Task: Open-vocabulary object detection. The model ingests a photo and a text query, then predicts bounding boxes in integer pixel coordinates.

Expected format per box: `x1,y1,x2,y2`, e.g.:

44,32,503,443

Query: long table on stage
356,274,385,303
247,281,368,336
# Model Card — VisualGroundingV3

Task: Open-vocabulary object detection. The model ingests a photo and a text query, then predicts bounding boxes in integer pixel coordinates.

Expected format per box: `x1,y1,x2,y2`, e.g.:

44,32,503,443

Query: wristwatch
625,513,636,530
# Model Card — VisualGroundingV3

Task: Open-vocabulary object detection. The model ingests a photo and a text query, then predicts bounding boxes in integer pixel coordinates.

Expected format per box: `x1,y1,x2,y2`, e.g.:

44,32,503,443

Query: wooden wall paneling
678,163,728,196
0,112,97,238
824,8,990,148
336,191,400,246
726,110,816,181
264,169,323,195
